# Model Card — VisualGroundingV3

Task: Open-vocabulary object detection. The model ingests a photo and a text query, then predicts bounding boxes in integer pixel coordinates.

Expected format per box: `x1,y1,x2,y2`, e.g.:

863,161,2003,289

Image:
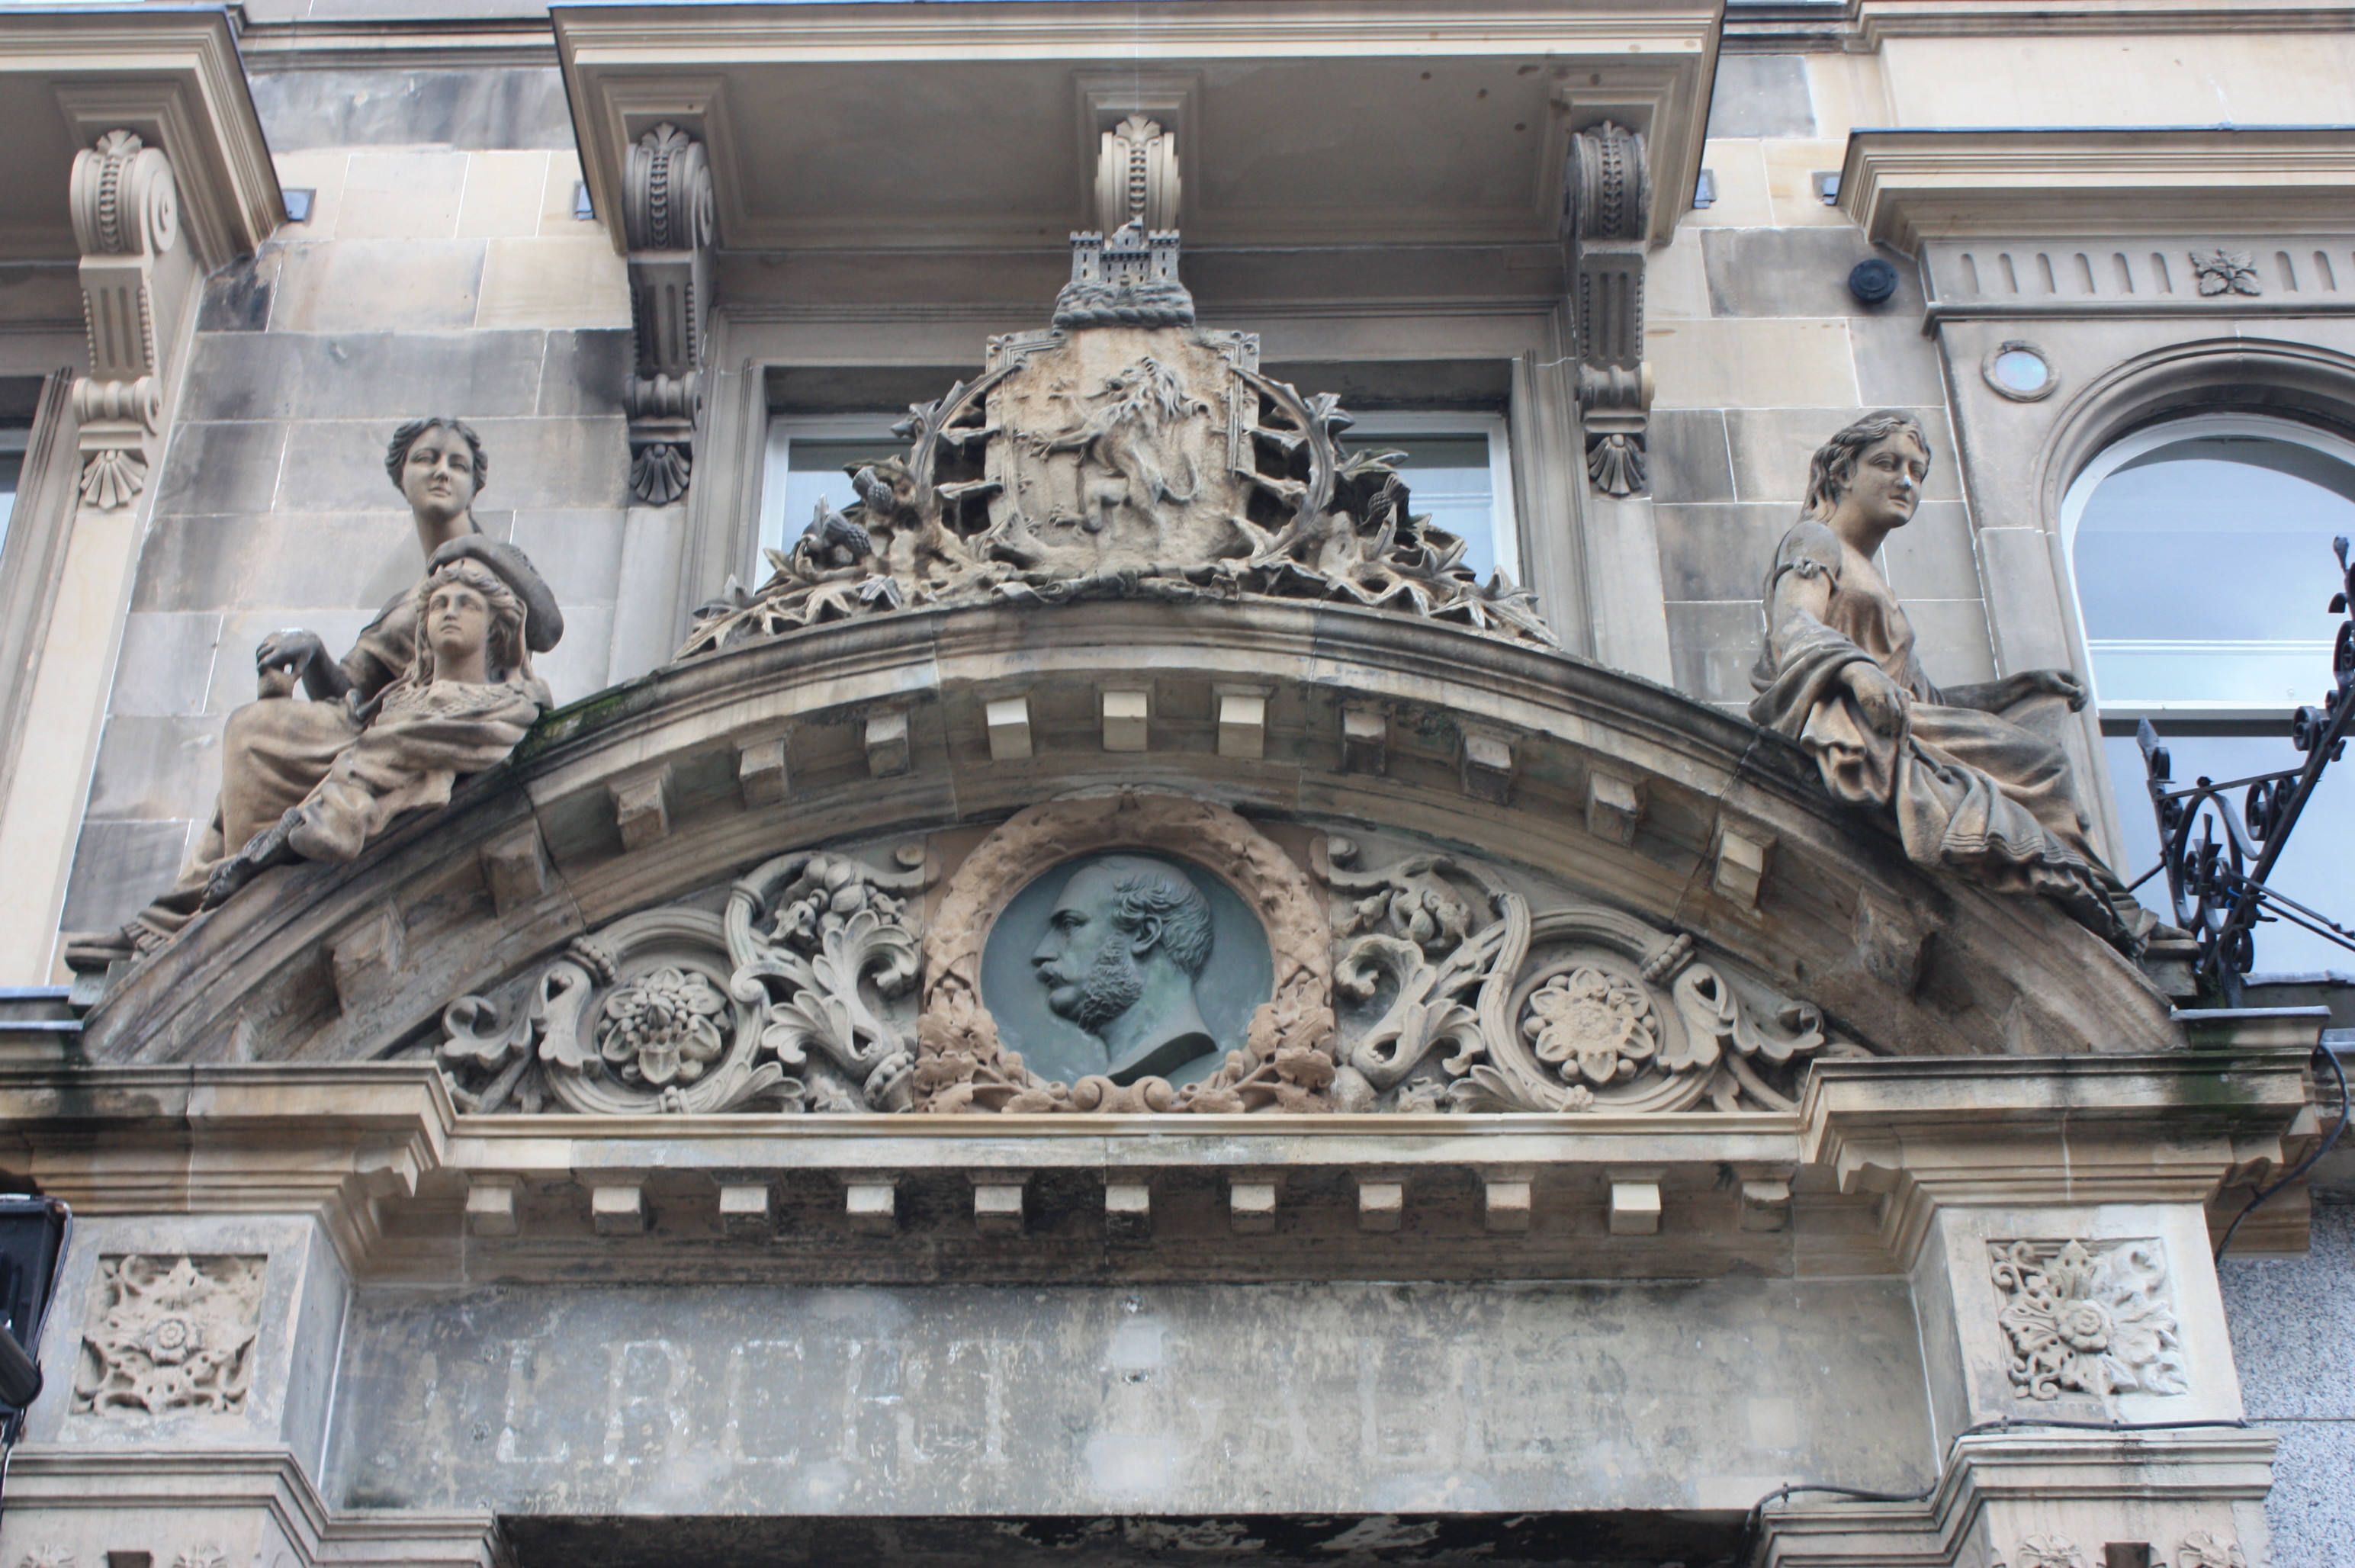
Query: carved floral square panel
1988,1238,2186,1405
72,1253,266,1416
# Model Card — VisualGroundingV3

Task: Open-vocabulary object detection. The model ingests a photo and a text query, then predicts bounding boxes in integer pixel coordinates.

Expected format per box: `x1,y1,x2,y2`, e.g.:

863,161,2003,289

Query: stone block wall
1651,53,1994,712
2222,1198,2355,1566
60,66,635,937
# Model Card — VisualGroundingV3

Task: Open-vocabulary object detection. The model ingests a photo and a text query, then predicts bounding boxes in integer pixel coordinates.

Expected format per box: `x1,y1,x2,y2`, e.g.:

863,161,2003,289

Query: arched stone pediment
78,595,2179,1100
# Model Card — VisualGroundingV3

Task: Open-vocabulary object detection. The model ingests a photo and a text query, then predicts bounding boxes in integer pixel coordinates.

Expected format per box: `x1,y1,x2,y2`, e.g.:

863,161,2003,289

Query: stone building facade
0,2,2351,1565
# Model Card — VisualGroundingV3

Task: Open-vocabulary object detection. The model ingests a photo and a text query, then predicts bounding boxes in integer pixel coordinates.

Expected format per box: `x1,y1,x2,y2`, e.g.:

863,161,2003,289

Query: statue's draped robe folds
217,593,417,855
283,671,549,863
1748,521,2125,931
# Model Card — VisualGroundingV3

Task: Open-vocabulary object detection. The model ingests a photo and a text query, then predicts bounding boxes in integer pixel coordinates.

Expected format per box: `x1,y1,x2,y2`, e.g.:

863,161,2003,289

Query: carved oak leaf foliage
2189,249,2260,297
1991,1239,2187,1404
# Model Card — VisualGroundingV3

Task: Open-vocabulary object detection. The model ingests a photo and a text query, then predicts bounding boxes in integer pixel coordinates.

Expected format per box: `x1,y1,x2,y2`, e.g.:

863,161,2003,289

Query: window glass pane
2103,731,2355,977
0,451,21,560
2074,433,2355,708
761,435,904,559
1358,433,1502,582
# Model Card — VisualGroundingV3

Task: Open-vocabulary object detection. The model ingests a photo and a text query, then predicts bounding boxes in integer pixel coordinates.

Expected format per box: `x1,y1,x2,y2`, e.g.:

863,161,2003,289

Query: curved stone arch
920,788,1333,1113
2029,335,2355,535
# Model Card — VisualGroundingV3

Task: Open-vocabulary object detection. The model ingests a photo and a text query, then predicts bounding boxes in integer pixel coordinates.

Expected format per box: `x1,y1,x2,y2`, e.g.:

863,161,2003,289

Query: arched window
2063,413,2355,974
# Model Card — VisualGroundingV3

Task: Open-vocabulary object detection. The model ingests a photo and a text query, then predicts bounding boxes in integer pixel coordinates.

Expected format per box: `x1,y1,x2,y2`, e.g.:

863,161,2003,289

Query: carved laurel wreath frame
915,789,1335,1113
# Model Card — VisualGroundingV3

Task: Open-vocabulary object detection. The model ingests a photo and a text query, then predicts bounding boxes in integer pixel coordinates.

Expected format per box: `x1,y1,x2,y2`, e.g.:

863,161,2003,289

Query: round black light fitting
1847,258,1899,305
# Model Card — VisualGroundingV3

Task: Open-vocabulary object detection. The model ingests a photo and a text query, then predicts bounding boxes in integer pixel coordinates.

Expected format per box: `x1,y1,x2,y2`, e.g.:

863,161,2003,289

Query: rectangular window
0,423,27,560
758,415,907,566
1342,413,1519,585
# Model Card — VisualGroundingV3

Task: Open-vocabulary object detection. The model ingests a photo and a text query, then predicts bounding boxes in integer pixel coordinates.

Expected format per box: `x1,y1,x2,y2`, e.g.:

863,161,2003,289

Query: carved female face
400,426,480,526
426,580,494,670
1843,432,1929,532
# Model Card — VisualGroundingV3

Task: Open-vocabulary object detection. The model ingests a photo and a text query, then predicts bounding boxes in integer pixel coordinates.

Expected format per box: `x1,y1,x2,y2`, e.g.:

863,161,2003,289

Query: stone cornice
0,1447,503,1568
1838,126,2355,252
554,0,1717,253
0,7,284,266
0,1062,453,1270
1727,1,2355,53
1799,1029,2323,1261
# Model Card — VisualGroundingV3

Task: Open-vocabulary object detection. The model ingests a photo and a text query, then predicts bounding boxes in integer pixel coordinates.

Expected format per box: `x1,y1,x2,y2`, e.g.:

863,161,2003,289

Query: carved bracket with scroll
69,130,178,510
622,123,714,506
1566,121,1654,498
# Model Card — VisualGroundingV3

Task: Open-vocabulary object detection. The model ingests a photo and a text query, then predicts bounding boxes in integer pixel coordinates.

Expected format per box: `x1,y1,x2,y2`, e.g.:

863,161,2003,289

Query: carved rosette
72,1255,264,1416
1990,1239,2188,1405
917,790,1335,1113
428,847,927,1114
1322,837,1848,1113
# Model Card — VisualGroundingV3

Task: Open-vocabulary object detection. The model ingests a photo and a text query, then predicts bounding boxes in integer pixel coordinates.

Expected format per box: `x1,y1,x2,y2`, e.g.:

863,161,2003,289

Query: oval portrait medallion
979,851,1274,1088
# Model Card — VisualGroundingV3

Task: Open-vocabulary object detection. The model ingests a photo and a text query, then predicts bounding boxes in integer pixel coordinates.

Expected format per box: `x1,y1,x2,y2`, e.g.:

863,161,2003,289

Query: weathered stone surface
1646,409,1735,505
324,1276,1933,1515
1701,228,1919,321
1656,503,1791,601
1704,54,1817,140
59,818,192,933
245,66,576,153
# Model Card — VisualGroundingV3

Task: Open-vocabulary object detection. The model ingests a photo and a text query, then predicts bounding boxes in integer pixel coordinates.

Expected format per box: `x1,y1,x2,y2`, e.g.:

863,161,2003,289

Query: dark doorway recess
504,1511,1746,1568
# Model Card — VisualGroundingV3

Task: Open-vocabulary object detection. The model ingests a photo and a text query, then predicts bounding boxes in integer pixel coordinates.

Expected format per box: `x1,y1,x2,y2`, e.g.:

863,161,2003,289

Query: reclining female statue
1748,410,2154,952
199,557,551,904
67,419,562,966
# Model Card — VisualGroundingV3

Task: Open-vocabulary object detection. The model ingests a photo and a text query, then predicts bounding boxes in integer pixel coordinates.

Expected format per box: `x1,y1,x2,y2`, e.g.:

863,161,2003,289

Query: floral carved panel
1990,1239,2188,1405
72,1255,265,1416
426,847,929,1115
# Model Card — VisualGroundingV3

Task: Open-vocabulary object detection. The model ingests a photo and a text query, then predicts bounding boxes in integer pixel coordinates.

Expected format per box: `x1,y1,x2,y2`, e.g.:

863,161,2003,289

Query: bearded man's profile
1029,855,1217,1084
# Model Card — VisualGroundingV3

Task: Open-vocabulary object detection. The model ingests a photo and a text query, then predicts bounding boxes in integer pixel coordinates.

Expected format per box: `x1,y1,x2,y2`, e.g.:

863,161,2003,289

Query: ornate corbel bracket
622,123,715,506
1566,121,1654,498
69,130,178,511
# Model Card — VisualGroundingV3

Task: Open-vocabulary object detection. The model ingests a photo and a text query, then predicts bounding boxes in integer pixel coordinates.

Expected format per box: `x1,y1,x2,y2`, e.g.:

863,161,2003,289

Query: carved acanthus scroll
426,847,927,1114
1567,121,1653,497
1321,837,1849,1113
622,123,714,505
69,130,178,510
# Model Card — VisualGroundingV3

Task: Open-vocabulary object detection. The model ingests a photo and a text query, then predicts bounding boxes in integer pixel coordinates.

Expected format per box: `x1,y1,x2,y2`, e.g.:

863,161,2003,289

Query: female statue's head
1803,410,1933,524
412,558,529,686
386,418,488,530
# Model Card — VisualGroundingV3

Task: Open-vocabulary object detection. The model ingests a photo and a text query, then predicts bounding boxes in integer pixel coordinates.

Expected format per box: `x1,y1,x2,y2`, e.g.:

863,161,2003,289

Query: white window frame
758,413,907,567
1342,411,1521,585
2059,411,2355,721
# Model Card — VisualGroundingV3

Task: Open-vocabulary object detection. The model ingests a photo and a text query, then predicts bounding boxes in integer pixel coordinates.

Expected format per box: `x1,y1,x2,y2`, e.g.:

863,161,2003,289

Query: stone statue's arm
1937,670,2089,715
255,630,353,703
427,535,567,652
1762,555,1907,737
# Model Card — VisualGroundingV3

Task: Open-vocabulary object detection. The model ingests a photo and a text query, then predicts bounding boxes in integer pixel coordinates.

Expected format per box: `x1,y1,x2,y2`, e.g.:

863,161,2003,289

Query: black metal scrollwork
2139,536,2355,1003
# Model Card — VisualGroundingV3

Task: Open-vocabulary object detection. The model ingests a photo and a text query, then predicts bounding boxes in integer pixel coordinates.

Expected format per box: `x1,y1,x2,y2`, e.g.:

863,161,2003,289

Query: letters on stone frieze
72,1255,265,1417
1990,1239,2188,1405
412,802,1855,1117
680,223,1553,657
